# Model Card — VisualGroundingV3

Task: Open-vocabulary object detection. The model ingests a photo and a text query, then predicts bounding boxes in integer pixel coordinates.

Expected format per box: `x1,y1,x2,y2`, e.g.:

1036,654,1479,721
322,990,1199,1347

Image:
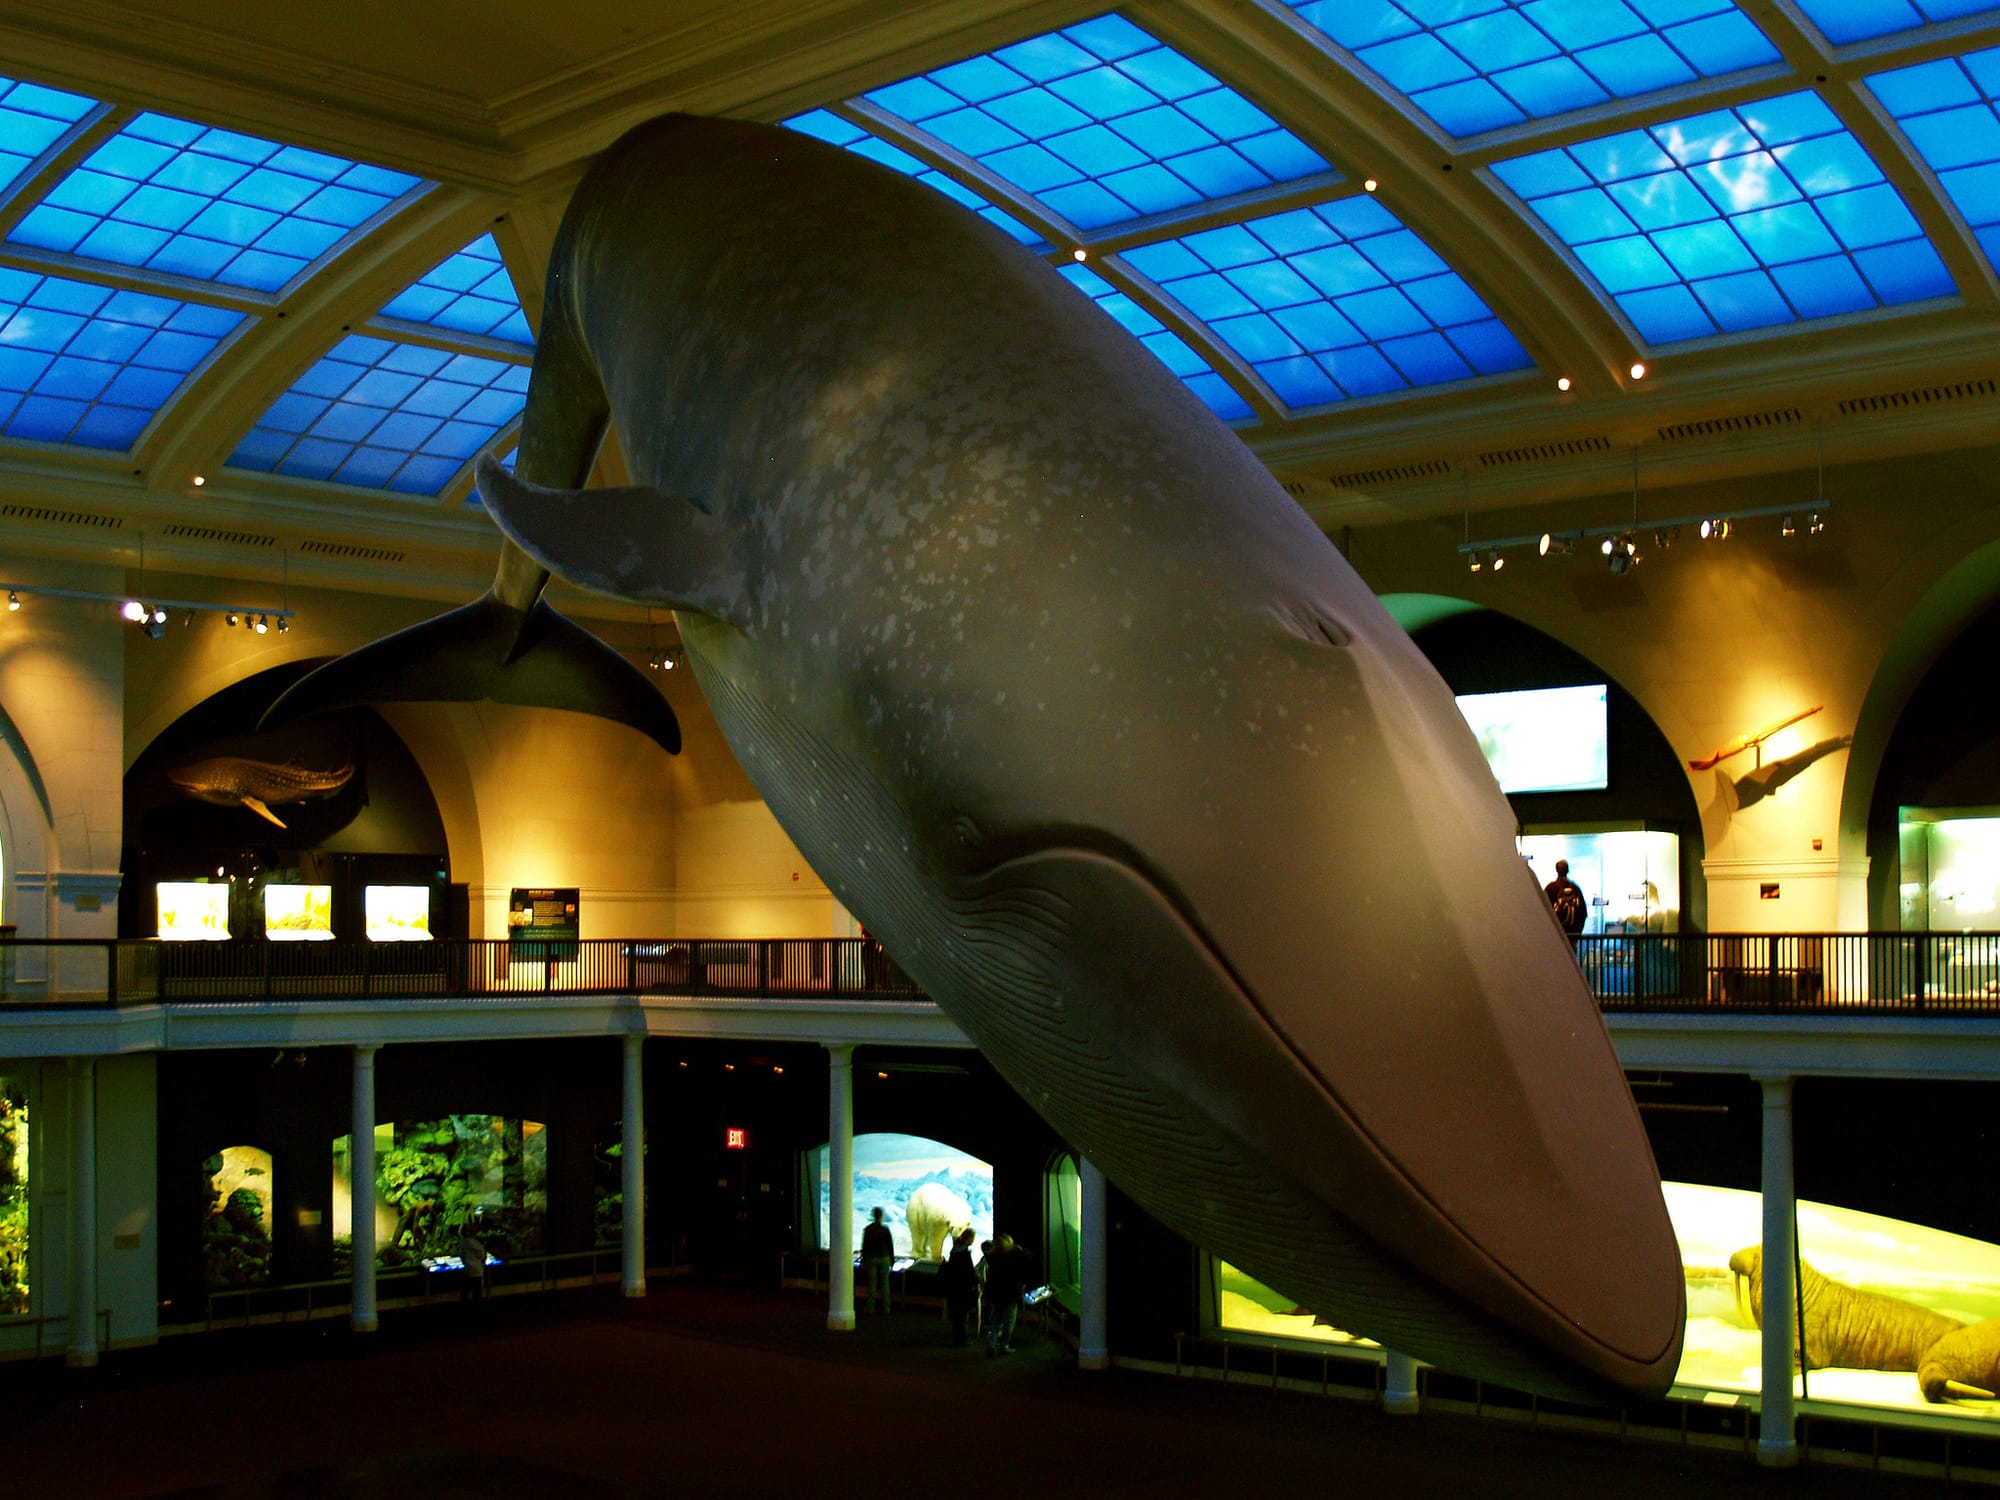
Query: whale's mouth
945,839,1684,1400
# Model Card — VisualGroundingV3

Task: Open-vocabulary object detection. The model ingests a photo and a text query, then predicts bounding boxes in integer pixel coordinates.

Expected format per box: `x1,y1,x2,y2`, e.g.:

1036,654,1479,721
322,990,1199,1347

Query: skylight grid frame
860,11,1336,234
7,110,428,298
1058,259,1263,421
1116,190,1536,412
1792,0,2000,46
0,262,247,452
1868,44,2000,275
227,331,530,497
0,76,103,213
1276,0,1785,139
1490,88,1957,346
377,232,534,346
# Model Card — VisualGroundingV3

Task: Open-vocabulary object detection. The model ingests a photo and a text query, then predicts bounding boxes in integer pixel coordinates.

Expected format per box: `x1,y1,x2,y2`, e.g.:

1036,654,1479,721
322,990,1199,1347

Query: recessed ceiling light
1629,361,1647,380
1557,376,1571,392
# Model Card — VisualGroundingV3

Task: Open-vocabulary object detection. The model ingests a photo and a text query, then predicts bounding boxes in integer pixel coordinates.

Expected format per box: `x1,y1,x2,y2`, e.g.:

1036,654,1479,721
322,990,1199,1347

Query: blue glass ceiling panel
0,77,95,199
1492,91,1953,343
864,14,1331,231
783,110,1042,245
1284,0,1779,137
380,233,530,345
228,333,528,495
0,266,243,450
1870,47,2000,271
1059,262,1253,419
1121,196,1531,410
1792,0,1999,45
11,113,424,294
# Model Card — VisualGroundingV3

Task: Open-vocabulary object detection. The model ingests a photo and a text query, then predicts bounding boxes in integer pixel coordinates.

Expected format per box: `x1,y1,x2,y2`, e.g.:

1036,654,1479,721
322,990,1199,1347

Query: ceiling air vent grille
1477,435,1610,468
161,524,275,549
1657,408,1801,443
1838,378,1996,417
1325,457,1454,488
0,503,122,530
299,539,406,564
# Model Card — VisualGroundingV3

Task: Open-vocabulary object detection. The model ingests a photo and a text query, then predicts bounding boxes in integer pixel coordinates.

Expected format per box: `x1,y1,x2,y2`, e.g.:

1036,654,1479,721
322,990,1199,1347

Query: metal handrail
4,930,2000,1016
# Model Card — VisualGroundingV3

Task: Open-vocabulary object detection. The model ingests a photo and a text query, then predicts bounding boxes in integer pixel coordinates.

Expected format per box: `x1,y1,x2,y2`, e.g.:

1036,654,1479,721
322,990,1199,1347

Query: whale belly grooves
688,639,1675,1403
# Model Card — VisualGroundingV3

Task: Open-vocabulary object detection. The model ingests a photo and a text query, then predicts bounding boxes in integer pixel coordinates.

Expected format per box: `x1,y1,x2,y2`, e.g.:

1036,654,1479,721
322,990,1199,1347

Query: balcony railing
2,932,1999,1016
0,936,923,1008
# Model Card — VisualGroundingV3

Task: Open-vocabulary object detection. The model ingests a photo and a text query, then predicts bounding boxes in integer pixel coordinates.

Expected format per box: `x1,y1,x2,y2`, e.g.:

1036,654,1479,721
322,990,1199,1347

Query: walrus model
268,114,1684,1401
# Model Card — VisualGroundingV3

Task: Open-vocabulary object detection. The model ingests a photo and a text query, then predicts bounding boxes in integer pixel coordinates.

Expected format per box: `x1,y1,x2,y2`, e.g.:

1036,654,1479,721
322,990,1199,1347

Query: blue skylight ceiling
864,13,1331,231
1121,196,1532,409
379,233,531,344
0,267,243,450
0,77,95,199
1492,91,1954,345
10,113,423,295
1284,0,1779,138
1059,262,1253,419
228,333,527,495
1870,46,2000,271
783,110,1042,245
1792,0,1999,44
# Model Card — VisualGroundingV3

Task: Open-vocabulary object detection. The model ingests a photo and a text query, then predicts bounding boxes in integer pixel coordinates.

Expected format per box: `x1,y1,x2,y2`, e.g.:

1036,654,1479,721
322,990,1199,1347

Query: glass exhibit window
1518,827,1681,937
332,1115,546,1269
0,1080,27,1315
157,880,230,940
262,883,332,940
203,1145,272,1288
810,1132,994,1261
1212,1259,1379,1349
363,884,431,941
1456,683,1608,793
1044,1152,1082,1310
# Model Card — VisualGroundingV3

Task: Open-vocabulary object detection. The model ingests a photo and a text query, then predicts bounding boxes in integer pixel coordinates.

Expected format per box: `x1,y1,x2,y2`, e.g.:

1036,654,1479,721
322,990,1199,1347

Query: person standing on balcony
861,1205,895,1314
1544,859,1587,942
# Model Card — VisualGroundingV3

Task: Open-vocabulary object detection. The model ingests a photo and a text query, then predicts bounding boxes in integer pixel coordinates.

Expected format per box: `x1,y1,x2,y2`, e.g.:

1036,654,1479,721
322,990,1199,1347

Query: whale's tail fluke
258,591,680,754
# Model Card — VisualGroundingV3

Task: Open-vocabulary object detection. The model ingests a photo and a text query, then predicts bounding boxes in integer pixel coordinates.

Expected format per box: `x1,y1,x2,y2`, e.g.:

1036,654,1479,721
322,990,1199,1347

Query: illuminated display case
261,884,332,941
1901,810,2000,931
157,880,230,940
1518,826,1681,937
810,1132,993,1260
364,884,431,941
333,1115,546,1267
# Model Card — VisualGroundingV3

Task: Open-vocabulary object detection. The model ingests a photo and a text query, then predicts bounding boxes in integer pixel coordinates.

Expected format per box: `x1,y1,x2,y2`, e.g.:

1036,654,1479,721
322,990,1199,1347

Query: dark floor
0,1281,1956,1498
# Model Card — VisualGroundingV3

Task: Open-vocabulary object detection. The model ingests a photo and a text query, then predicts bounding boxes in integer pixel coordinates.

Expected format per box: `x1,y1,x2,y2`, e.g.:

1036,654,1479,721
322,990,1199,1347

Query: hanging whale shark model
165,755,355,829
267,114,1684,1400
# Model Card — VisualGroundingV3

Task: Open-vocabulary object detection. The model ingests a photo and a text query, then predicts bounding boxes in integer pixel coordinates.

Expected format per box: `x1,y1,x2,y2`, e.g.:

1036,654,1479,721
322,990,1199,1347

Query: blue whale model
272,115,1683,1400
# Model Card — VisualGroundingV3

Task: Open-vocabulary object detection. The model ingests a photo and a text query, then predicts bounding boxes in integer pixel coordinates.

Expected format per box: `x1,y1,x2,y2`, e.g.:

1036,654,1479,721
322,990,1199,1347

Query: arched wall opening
1387,597,1707,931
120,662,456,940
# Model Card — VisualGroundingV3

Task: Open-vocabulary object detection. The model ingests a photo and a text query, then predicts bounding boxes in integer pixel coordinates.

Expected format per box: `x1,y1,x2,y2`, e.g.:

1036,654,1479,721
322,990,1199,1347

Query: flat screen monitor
157,881,230,941
1455,684,1608,794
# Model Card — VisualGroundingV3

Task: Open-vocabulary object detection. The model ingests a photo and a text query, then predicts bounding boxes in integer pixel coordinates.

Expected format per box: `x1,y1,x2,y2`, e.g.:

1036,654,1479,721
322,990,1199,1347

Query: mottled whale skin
392,115,1683,1398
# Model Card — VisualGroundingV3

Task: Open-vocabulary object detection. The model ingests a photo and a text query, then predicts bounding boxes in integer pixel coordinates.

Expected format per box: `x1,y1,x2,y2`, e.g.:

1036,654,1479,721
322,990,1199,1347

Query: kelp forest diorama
203,1145,274,1288
333,1116,546,1271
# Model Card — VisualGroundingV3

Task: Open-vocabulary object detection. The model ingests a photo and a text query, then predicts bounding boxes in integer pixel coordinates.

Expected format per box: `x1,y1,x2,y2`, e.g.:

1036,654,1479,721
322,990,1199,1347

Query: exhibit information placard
508,887,579,961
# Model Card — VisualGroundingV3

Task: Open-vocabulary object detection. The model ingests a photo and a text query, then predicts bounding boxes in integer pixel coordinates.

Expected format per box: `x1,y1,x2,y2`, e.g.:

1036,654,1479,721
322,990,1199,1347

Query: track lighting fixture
121,598,145,622
1781,514,1796,538
6,591,17,611
225,611,239,626
253,614,268,634
1699,517,1730,540
1462,502,1829,573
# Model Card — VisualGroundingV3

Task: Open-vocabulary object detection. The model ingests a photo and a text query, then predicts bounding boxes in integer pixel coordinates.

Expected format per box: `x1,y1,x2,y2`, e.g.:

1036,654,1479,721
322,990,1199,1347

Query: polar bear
904,1182,974,1262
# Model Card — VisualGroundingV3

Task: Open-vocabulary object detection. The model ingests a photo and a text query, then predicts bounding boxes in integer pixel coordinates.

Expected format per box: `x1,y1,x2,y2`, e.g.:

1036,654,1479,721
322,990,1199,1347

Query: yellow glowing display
364,885,431,941
262,884,332,940
157,881,229,941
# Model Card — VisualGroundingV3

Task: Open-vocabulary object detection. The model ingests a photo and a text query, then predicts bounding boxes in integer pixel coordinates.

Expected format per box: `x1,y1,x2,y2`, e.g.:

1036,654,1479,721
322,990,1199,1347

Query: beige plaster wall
1346,442,2000,933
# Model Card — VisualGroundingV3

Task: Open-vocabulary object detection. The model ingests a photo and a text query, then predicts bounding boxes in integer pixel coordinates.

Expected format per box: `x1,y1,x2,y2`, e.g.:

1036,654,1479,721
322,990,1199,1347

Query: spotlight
151,606,167,626
1538,532,1573,557
1809,511,1825,536
1601,536,1615,556
1489,550,1505,572
1629,361,1647,380
140,608,166,639
648,651,664,670
1699,517,1730,541
1652,526,1680,550
225,611,239,627
1781,514,1796,538
1363,178,1379,193
662,650,677,670
121,599,145,622
1556,376,1571,392
1467,552,1482,573
253,614,268,634
182,612,193,628
276,616,289,634
1605,534,1637,574
1071,248,1087,262
6,591,17,611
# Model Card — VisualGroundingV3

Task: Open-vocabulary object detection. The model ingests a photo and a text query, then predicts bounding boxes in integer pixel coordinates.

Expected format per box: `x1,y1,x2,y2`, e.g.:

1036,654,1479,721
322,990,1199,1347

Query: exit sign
725,1126,749,1150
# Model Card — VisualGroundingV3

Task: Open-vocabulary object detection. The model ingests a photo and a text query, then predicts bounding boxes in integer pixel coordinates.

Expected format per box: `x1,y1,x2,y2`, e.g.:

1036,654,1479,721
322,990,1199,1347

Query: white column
826,1043,855,1332
66,1057,97,1368
1757,1075,1798,1468
1383,1351,1421,1415
1078,1154,1109,1370
621,1033,646,1298
351,1044,380,1333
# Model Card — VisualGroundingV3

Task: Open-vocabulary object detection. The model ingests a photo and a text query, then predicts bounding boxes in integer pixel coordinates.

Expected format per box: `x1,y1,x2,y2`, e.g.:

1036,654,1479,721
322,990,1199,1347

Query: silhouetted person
1544,858,1586,940
942,1227,978,1346
861,1205,894,1314
458,1226,488,1302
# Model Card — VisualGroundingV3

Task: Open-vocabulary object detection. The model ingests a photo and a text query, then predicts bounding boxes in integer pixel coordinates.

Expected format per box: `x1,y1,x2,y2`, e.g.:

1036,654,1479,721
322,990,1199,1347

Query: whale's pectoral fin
476,455,752,632
241,796,288,829
259,593,681,756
